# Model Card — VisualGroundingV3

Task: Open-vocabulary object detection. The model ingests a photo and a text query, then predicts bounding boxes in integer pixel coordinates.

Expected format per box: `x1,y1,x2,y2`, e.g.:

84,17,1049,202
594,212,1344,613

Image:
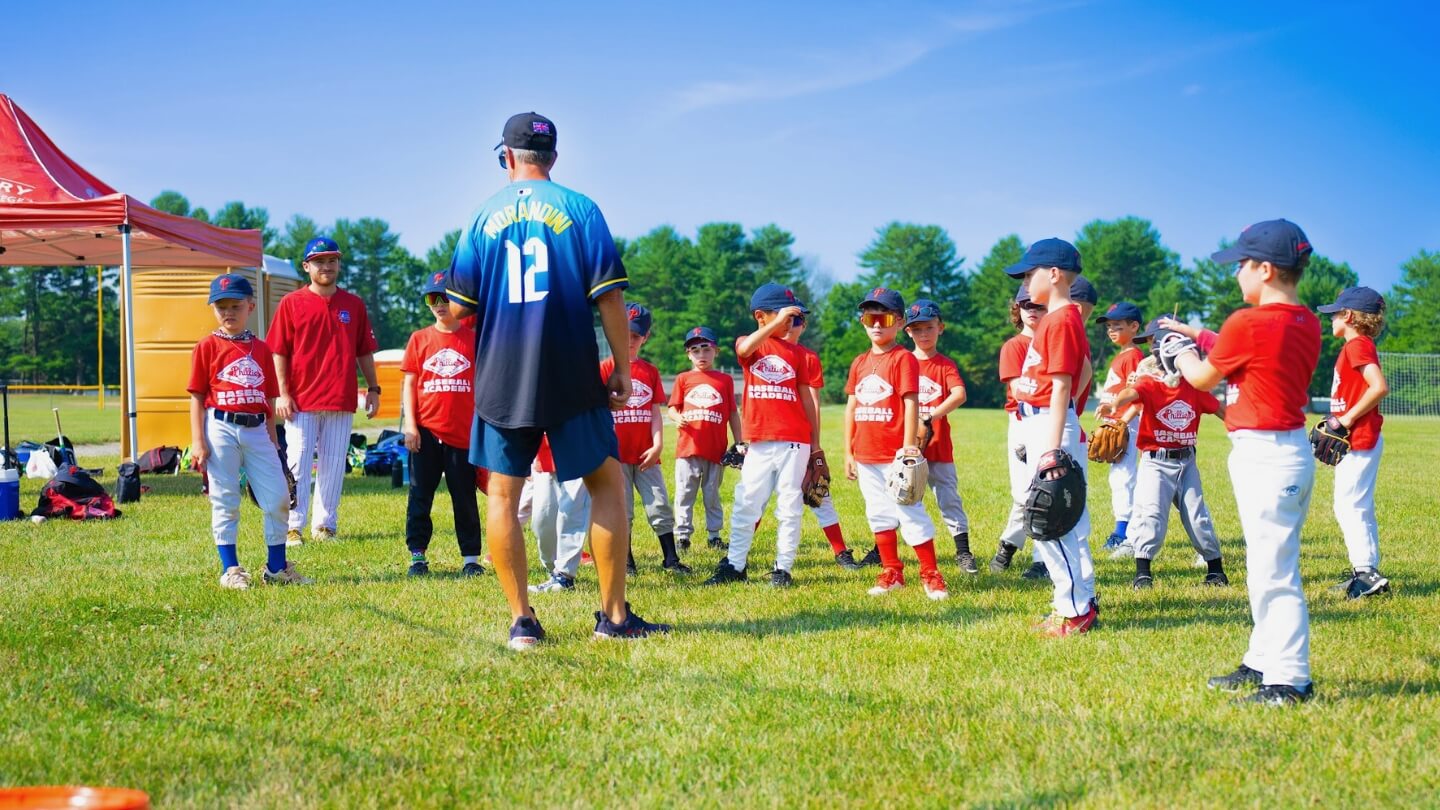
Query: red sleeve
1131,376,1160,411
650,363,666,401
355,301,379,355
1193,387,1220,414
1206,312,1252,378
400,331,423,374
187,340,211,396
267,299,292,356
1348,338,1380,371
805,352,824,388
599,356,615,382
667,374,685,409
729,376,739,412
737,335,756,364
1196,329,1219,354
947,362,964,391
998,340,1024,381
897,352,920,397
844,355,862,396
1042,320,1085,380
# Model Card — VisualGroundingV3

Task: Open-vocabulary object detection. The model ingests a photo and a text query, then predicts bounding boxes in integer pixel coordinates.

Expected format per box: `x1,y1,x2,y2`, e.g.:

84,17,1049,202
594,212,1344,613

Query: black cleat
769,569,793,588
1020,561,1050,580
956,552,979,575
990,543,1018,573
834,550,862,570
703,559,747,585
1132,574,1154,590
1346,569,1390,599
663,559,694,575
1238,683,1314,706
407,556,430,577
594,602,671,639
858,546,882,567
1203,571,1229,587
707,536,727,550
461,562,485,577
1207,664,1264,692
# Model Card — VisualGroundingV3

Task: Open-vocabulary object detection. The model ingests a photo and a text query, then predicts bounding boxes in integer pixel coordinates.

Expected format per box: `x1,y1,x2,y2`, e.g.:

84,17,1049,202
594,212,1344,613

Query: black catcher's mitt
1024,448,1086,541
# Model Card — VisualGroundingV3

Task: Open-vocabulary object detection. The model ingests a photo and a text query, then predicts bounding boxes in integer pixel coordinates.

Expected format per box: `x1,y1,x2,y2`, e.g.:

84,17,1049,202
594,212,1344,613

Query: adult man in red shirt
269,237,381,544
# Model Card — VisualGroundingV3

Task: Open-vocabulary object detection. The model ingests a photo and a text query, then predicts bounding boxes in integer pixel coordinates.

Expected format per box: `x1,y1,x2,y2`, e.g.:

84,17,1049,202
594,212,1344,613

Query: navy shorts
470,405,619,482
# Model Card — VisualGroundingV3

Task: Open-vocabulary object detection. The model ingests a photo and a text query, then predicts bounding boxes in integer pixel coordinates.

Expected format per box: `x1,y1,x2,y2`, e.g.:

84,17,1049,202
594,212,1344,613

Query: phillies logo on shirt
423,348,472,378
751,355,796,385
217,356,265,389
918,375,942,405
626,379,654,409
684,383,724,410
615,379,654,424
337,311,351,324
1155,400,1196,432
854,374,896,422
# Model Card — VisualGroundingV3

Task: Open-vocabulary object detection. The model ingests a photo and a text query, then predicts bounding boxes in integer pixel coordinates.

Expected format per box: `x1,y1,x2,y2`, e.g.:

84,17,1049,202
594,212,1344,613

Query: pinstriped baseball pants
284,410,353,533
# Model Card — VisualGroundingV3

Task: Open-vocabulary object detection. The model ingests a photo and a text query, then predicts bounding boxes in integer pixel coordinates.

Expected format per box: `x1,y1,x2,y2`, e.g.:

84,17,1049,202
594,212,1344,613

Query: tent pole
120,224,138,461
97,265,104,411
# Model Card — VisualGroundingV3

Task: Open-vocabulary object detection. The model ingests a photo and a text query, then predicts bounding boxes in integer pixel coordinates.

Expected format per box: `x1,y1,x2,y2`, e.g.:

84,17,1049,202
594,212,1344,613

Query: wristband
367,386,382,394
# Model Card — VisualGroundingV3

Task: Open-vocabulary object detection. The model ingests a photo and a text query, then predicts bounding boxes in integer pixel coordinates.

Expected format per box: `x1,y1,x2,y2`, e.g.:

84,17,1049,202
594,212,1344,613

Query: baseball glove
1023,448,1086,541
247,447,298,510
1154,331,1198,380
801,450,831,508
885,450,929,506
1309,415,1350,466
918,417,935,450
1087,419,1130,464
721,442,748,469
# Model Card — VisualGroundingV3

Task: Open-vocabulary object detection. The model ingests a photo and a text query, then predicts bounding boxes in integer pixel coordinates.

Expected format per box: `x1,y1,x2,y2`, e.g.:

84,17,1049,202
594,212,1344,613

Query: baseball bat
52,407,63,448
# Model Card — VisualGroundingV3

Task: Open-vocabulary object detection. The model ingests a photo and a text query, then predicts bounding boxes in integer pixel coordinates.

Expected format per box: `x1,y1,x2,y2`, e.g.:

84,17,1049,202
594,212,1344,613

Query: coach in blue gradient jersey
446,111,670,650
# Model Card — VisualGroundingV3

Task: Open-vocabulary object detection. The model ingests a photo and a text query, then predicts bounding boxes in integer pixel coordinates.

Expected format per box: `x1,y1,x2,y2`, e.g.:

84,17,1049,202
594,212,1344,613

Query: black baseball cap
1211,219,1313,268
859,286,905,313
1095,301,1143,324
1318,286,1384,315
1005,238,1083,278
905,299,942,325
496,112,557,151
684,326,718,347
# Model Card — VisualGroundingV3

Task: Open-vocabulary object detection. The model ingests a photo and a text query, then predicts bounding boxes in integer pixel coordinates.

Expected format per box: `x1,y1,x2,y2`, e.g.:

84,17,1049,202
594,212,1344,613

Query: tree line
3,191,1438,409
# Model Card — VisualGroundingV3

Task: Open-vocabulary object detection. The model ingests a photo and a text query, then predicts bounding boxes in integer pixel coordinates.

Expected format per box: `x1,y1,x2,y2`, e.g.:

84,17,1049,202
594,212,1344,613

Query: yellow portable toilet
372,348,406,423
259,255,302,340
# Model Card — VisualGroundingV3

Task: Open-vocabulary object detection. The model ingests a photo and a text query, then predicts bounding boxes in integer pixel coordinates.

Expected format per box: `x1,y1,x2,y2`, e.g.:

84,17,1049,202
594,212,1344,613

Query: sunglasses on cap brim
858,312,899,328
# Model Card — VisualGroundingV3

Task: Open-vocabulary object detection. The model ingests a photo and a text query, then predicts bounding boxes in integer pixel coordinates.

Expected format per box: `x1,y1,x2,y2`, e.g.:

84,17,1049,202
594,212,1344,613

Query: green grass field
3,407,1439,807
3,393,121,447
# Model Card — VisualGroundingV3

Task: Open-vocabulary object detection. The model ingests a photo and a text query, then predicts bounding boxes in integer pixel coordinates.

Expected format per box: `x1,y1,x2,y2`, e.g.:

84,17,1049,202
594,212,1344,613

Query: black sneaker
1238,683,1314,706
707,536,727,550
1346,569,1390,599
678,537,692,551
1203,571,1229,587
703,559,747,585
956,552,979,575
769,569,793,587
834,550,862,570
594,603,671,639
1207,664,1263,692
990,543,1018,573
407,556,430,577
663,559,694,575
1020,561,1049,580
1132,574,1154,590
507,614,545,651
461,562,485,577
858,546,882,567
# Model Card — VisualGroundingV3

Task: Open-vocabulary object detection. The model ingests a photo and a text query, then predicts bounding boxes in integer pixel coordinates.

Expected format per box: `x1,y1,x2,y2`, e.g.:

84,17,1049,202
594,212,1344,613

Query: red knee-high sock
822,522,848,554
913,539,939,574
875,530,901,571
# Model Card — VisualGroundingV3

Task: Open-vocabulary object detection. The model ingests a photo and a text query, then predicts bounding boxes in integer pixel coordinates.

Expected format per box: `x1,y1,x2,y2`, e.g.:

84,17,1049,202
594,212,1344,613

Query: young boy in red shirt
1006,239,1098,636
705,284,818,588
1094,301,1145,556
1317,286,1392,599
903,299,974,573
401,272,483,577
845,287,949,600
991,287,1048,577
1168,219,1321,705
188,273,311,589
668,326,742,553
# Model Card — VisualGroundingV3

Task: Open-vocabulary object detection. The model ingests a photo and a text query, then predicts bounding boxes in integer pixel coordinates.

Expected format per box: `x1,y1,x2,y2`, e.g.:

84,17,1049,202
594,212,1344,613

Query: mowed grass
2,406,1439,808
3,393,121,446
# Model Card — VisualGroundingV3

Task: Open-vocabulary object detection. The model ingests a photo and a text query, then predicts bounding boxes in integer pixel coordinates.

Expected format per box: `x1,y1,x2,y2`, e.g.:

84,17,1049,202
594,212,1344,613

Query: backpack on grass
33,465,122,520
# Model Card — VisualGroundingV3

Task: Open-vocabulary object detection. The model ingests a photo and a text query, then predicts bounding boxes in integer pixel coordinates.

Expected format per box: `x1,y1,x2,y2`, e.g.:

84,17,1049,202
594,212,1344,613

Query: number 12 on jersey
505,238,549,304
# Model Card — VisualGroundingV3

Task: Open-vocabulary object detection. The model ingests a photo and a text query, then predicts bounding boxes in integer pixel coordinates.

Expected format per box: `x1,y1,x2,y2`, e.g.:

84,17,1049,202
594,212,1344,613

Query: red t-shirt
1017,306,1088,408
1207,304,1320,432
846,346,920,464
600,356,664,464
1132,377,1219,450
796,344,824,389
534,435,555,474
401,325,476,448
188,334,280,415
267,287,380,412
916,352,964,463
1330,336,1384,450
669,369,736,463
1102,346,1143,406
998,334,1031,415
738,336,811,444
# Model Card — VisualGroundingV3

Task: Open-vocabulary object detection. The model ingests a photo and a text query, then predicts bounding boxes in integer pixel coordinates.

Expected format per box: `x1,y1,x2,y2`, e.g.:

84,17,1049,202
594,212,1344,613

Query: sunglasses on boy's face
858,312,899,328
791,315,805,327
426,293,447,307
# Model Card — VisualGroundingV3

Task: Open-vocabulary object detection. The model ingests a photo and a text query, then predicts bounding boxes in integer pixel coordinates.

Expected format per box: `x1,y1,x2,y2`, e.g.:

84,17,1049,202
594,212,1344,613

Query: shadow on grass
354,603,464,641
1339,679,1439,700
681,605,1000,638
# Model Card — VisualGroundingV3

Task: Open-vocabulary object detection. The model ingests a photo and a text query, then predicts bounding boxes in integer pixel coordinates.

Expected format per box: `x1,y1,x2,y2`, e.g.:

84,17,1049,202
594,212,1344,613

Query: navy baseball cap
684,326,718,347
859,286,905,313
750,282,805,313
905,299,942,325
422,270,448,296
1015,286,1033,304
303,236,341,262
1318,286,1384,315
1070,275,1098,305
208,273,255,304
1005,238,1083,278
626,302,652,335
496,112,557,151
1211,219,1313,269
1136,317,1166,342
1095,301,1143,324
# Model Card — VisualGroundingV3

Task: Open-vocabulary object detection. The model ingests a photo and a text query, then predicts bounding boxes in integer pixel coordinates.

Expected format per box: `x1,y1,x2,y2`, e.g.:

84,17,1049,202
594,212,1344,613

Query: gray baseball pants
1129,450,1221,561
673,456,723,542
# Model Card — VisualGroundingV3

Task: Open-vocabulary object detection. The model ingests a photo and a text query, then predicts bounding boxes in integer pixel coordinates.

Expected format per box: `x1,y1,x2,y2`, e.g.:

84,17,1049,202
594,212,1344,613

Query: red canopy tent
0,93,263,457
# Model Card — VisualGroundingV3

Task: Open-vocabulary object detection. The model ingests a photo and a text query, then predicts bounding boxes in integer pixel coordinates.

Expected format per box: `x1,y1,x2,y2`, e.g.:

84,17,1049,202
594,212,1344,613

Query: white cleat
264,563,314,586
219,565,252,590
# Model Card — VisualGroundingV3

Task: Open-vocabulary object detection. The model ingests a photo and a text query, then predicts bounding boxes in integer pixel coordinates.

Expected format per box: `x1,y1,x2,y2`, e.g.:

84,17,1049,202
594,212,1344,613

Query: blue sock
217,544,239,571
1116,520,1129,539
267,543,287,574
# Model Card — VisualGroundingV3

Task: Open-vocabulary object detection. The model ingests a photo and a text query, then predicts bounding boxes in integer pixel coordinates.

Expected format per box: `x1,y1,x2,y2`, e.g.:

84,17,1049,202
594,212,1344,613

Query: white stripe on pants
284,410,353,533
926,461,970,536
1020,409,1096,618
673,456,723,541
206,417,289,547
1128,453,1221,561
1333,435,1382,571
857,462,936,546
1108,415,1140,523
1229,429,1314,688
531,472,591,577
1000,415,1028,550
621,463,675,535
727,441,808,572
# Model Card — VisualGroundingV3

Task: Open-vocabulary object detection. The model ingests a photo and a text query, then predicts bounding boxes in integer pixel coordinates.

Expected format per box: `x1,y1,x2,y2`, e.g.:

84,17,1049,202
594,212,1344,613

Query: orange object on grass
0,786,150,809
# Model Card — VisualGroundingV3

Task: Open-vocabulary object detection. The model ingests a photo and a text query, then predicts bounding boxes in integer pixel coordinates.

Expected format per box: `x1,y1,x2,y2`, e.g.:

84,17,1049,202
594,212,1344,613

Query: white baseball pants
530,472,591,578
857,462,936,546
810,494,840,529
283,410,353,533
1020,408,1097,618
1108,415,1140,524
1229,429,1314,688
206,417,288,547
673,456,724,541
1333,435,1383,571
727,440,808,572
999,415,1029,550
926,461,970,536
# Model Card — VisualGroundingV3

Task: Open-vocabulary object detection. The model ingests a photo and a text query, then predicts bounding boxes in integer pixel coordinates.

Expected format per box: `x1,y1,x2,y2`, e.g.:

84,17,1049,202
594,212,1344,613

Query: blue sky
7,0,1438,292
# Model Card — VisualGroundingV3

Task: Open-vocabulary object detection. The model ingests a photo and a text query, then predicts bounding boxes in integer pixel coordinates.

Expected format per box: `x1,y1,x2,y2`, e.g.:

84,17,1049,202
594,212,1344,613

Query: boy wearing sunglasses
400,272,483,576
668,326,742,554
845,288,949,600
